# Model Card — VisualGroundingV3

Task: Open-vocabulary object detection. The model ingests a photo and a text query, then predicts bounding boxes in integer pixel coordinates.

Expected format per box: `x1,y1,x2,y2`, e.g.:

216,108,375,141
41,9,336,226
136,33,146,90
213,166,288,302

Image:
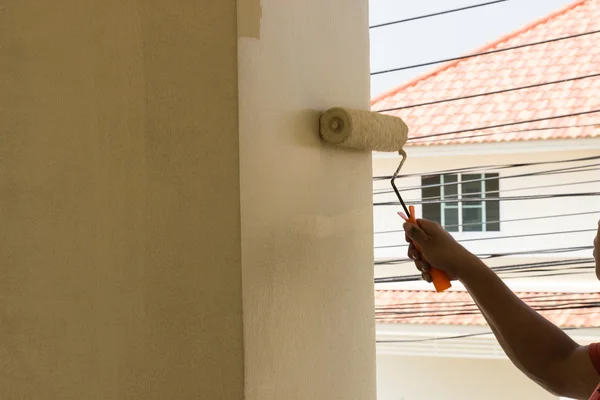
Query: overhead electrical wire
407,124,600,144
407,108,600,141
374,261,596,284
376,161,600,191
376,251,593,268
464,258,593,273
374,245,594,267
374,210,600,235
376,299,600,318
376,268,596,284
375,191,600,207
374,178,600,198
376,269,596,284
369,0,509,29
375,229,596,250
371,29,600,75
372,155,600,181
377,291,600,310
375,303,600,324
377,297,600,315
376,327,598,344
375,73,600,112
375,258,594,279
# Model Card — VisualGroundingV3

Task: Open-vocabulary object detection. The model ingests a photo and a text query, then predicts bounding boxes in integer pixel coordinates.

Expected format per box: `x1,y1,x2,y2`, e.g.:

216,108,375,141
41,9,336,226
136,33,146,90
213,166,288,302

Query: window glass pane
485,174,500,231
443,174,459,200
486,201,500,231
463,207,483,232
423,204,441,224
443,206,459,231
485,174,499,199
422,176,441,223
422,176,440,200
462,174,482,200
462,174,483,210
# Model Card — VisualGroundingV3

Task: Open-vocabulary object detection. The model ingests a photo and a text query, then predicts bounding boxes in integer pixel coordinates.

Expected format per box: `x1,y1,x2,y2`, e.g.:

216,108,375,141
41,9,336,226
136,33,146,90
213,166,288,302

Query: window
421,173,500,232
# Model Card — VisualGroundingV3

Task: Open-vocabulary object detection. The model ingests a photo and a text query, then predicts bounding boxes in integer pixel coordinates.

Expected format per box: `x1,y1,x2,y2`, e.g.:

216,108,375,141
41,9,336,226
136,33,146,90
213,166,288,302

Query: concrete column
237,0,376,399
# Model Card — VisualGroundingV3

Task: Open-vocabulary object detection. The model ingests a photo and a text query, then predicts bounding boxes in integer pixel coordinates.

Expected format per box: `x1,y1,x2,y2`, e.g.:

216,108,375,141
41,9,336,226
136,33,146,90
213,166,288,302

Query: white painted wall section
237,0,377,399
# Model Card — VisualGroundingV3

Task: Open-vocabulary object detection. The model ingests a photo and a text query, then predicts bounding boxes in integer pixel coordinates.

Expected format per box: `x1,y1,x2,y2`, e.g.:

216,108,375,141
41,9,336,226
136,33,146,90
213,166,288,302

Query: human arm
404,219,600,399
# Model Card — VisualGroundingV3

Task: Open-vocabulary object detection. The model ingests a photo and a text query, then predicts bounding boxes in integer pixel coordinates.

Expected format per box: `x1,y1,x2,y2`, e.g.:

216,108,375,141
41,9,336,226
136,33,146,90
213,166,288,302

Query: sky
369,0,576,98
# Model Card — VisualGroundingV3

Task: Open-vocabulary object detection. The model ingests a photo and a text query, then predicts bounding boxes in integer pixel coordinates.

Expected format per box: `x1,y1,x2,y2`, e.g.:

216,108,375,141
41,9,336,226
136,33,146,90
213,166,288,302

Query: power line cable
374,263,596,285
377,291,600,310
407,108,600,141
376,327,596,344
374,178,600,197
371,29,600,75
377,161,600,190
374,245,594,267
376,302,600,321
408,123,600,144
373,155,600,181
374,191,600,207
375,229,596,250
374,259,595,284
375,210,600,235
375,73,600,112
369,0,509,29
376,258,593,275
379,268,596,283
492,258,594,272
376,299,600,317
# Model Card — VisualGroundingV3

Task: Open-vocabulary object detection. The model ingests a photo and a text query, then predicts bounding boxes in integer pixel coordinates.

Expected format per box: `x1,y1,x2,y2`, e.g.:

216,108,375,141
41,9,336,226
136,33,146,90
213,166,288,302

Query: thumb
403,222,430,246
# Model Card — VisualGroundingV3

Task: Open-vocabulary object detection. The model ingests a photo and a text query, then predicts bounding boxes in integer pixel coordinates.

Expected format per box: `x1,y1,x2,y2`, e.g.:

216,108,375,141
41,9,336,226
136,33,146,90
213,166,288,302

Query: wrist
457,256,489,285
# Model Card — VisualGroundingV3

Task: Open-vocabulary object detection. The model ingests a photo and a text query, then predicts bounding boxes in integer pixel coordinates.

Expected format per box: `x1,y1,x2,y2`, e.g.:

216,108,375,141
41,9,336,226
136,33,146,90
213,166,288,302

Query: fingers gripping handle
404,206,452,293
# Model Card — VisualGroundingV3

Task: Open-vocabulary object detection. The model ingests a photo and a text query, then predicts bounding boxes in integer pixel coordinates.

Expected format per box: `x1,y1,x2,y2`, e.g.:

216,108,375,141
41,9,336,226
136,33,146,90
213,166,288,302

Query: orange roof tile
375,290,600,328
371,0,600,146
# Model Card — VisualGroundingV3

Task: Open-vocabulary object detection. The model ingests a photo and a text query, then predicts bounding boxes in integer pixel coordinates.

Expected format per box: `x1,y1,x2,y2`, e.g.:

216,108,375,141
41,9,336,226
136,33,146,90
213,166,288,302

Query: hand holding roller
319,107,451,292
399,206,452,293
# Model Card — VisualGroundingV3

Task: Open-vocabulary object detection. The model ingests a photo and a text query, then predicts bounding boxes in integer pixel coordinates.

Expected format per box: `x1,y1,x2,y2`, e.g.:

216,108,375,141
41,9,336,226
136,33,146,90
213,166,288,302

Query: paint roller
319,107,452,292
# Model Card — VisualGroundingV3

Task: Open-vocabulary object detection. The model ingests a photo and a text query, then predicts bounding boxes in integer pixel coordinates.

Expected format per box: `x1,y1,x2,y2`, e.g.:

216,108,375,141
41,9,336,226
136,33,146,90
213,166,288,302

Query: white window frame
432,173,498,233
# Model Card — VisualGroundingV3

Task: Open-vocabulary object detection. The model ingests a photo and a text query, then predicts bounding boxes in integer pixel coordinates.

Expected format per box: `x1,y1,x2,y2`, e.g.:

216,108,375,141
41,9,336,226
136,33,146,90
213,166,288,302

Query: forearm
460,259,579,388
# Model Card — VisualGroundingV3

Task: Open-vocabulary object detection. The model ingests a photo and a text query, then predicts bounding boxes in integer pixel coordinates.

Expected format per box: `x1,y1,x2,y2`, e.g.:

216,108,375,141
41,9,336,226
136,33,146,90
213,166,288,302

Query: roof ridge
371,0,591,106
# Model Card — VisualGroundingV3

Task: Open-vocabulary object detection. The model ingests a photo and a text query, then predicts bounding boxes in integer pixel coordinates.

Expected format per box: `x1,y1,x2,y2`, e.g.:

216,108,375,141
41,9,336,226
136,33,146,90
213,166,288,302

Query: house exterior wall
373,141,600,399
376,354,557,400
373,143,600,285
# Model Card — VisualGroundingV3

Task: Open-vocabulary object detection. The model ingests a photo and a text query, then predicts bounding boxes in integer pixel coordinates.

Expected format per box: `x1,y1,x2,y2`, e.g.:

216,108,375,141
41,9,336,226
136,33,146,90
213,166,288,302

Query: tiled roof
371,0,600,146
375,290,600,328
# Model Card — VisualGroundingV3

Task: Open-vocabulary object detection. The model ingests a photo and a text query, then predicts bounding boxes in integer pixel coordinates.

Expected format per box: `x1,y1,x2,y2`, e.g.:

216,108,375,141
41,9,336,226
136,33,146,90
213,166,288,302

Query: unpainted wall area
0,1,243,399
377,354,557,400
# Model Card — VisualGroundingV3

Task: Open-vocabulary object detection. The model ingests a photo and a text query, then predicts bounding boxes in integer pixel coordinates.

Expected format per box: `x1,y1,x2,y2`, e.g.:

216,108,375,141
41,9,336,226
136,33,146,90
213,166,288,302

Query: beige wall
2,0,376,399
377,354,557,400
237,0,376,399
1,1,243,399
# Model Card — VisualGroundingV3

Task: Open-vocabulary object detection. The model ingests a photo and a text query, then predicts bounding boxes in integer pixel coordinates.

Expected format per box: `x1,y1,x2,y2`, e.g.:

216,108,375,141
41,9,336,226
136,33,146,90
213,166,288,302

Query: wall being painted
237,0,376,399
1,1,243,399
377,354,557,400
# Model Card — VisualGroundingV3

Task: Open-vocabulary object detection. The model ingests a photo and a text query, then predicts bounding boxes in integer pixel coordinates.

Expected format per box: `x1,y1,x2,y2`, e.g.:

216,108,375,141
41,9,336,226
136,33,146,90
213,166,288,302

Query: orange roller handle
405,206,452,293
